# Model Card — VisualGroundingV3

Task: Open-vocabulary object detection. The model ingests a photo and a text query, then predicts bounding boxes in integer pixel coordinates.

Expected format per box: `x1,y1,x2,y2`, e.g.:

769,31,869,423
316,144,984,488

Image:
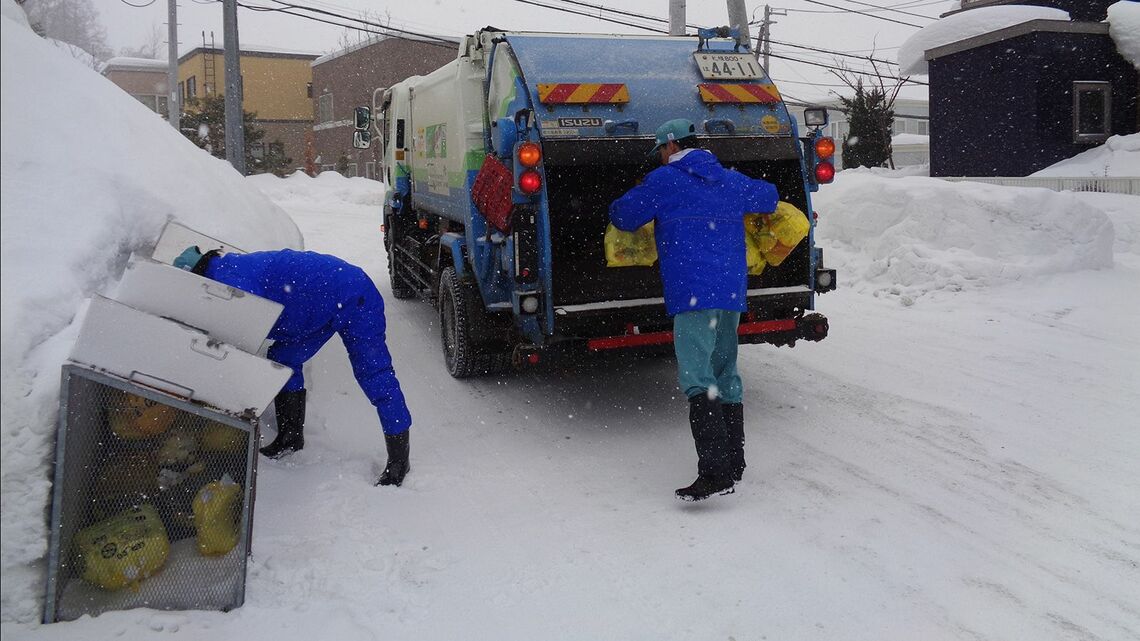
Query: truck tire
438,267,510,378
385,221,416,300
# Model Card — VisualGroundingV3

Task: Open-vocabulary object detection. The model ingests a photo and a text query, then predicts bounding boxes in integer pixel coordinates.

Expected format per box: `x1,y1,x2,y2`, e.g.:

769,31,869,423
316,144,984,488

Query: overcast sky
98,0,956,102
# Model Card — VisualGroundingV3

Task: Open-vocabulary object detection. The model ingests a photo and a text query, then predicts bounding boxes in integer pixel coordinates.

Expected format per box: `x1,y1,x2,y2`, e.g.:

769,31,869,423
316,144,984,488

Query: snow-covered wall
899,5,1070,75
0,0,302,621
1032,133,1140,177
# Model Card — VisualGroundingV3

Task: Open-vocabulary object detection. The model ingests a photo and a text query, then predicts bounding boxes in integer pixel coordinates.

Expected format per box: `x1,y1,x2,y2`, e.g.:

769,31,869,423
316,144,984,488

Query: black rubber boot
723,402,746,482
675,395,735,501
375,431,410,487
261,389,306,459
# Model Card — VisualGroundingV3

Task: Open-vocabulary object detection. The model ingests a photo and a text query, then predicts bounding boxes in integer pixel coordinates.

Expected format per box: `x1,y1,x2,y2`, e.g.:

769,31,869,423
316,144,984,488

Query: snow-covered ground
4,1,1140,638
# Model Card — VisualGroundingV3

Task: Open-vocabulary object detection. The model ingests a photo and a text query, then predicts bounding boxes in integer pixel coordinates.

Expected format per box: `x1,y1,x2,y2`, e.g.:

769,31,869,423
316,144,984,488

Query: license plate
693,52,764,80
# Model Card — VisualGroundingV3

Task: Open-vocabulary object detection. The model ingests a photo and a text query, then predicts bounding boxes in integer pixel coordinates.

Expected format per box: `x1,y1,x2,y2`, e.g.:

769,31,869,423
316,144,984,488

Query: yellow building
178,46,318,172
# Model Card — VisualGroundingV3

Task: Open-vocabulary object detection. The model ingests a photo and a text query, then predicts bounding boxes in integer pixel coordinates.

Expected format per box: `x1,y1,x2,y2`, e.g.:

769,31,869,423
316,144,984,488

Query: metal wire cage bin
44,365,260,623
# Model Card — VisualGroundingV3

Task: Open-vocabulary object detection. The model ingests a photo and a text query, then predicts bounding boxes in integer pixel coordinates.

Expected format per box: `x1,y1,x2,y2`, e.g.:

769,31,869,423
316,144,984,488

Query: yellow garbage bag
759,201,810,267
74,504,170,591
743,214,768,276
605,221,658,267
108,391,176,441
200,421,246,454
193,476,242,557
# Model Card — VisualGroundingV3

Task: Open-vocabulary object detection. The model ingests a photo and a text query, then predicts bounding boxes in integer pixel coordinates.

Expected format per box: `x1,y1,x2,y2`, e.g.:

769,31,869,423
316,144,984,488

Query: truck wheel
438,267,510,378
386,225,416,300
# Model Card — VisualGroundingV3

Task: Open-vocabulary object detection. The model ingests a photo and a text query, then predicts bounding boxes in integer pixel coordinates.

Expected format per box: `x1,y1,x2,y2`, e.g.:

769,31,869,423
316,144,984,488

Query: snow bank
1108,1,1140,70
812,171,1115,303
0,0,301,622
899,5,1070,75
246,170,386,208
1032,133,1140,177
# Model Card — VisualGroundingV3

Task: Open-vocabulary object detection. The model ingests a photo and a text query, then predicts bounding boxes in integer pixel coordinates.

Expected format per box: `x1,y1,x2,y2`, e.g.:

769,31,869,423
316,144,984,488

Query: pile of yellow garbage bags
605,201,810,274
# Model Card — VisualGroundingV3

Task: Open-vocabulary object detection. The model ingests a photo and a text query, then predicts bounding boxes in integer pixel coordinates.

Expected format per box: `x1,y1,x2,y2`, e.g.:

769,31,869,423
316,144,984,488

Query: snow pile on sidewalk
898,5,1070,75
0,0,301,622
812,171,1115,303
1032,133,1140,178
246,171,386,207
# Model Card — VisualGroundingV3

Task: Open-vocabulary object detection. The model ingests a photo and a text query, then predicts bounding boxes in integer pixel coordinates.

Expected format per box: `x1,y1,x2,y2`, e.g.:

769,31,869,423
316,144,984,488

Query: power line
768,38,898,66
511,0,666,32
120,0,158,6
766,51,926,85
832,0,938,20
264,0,459,46
799,0,924,27
783,0,949,14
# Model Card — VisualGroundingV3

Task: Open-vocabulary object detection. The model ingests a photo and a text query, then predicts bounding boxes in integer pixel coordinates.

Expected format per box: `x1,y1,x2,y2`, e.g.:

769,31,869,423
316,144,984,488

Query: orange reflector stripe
697,83,781,104
538,83,630,104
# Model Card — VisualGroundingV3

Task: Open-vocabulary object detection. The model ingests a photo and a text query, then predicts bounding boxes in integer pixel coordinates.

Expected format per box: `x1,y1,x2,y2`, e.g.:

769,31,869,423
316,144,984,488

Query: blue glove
173,246,203,271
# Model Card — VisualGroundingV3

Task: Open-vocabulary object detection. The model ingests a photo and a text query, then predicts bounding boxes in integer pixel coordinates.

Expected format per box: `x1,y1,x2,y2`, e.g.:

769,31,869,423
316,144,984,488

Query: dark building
310,35,458,179
927,0,1138,177
952,0,1111,22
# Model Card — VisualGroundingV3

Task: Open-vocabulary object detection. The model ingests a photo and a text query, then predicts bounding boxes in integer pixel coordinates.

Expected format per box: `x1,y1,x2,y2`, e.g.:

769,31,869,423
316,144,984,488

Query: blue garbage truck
366,27,837,377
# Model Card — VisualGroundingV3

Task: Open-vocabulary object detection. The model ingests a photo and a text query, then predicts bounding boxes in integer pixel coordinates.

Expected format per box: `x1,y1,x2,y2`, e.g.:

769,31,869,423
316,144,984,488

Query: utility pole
726,0,751,49
757,5,787,73
223,0,246,175
669,0,686,36
165,0,180,130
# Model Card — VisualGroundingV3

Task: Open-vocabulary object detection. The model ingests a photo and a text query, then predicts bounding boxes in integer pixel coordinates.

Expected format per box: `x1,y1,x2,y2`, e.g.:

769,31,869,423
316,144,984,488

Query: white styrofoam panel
114,257,283,353
69,296,291,416
151,221,246,266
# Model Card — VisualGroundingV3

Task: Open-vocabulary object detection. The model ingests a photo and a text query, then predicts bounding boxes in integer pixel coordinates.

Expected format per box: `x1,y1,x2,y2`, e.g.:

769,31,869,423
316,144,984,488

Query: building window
251,143,266,161
186,76,197,100
269,142,286,159
318,93,334,124
306,82,313,99
1073,81,1111,144
365,161,376,180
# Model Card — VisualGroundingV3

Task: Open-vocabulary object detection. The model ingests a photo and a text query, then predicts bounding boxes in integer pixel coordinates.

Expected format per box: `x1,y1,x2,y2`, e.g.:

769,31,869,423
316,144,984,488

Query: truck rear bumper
584,311,828,352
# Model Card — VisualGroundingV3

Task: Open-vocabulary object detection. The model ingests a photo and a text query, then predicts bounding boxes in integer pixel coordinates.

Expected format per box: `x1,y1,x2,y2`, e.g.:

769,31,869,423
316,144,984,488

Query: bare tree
829,52,908,169
334,9,392,52
119,23,165,59
22,0,112,66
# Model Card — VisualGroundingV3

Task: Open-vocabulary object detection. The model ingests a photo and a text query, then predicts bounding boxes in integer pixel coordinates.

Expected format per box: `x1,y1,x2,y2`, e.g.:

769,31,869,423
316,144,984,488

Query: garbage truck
361,27,837,377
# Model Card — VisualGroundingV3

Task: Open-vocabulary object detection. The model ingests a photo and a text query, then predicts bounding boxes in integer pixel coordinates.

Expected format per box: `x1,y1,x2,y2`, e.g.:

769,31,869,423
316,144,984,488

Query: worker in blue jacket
174,247,412,486
610,118,778,501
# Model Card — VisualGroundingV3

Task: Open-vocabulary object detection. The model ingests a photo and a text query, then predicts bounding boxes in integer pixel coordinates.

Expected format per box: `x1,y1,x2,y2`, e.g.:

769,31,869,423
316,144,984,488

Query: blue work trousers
673,309,743,403
268,277,412,435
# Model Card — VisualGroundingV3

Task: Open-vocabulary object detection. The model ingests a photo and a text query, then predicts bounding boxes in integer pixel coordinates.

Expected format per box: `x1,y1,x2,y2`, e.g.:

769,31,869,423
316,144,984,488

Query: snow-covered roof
1107,1,1140,70
899,5,1070,75
102,57,167,72
178,43,321,63
312,32,460,66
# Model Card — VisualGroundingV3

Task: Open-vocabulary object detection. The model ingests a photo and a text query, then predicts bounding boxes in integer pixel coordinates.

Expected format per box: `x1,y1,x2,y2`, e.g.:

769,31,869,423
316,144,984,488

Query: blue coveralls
609,149,778,402
205,249,412,435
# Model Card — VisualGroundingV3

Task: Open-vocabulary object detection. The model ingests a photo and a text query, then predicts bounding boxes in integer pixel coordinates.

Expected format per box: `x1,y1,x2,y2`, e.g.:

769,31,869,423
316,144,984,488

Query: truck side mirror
353,130,371,150
354,106,371,131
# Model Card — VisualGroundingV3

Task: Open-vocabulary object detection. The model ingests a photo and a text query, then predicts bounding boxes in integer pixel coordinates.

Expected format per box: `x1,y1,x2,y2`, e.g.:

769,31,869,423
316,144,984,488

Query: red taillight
815,162,835,184
517,142,542,168
814,137,835,159
518,170,543,194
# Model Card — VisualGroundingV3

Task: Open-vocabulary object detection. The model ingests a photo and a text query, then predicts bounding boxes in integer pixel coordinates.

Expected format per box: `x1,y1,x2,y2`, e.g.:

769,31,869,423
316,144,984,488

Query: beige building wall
177,48,316,173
